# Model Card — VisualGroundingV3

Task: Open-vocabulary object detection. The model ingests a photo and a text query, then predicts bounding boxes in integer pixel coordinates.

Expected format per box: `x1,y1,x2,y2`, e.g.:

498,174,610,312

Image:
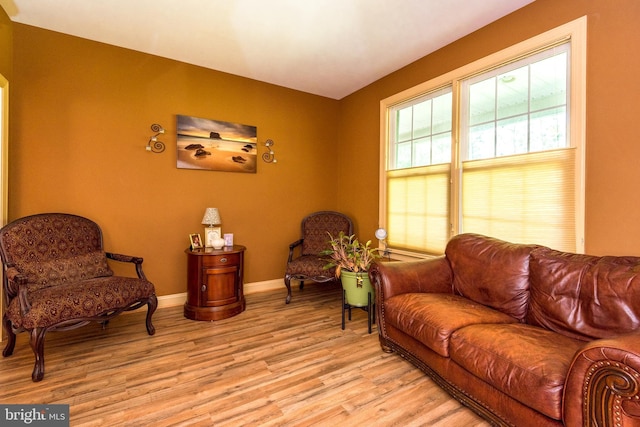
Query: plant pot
340,270,374,307
340,270,376,333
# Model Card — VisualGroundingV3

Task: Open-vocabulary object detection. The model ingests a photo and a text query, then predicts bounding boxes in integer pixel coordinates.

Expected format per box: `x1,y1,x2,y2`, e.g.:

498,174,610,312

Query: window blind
461,148,576,252
386,163,450,254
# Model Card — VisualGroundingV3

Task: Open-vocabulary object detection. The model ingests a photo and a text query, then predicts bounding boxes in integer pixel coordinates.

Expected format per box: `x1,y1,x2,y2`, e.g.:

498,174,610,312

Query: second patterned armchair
284,211,353,303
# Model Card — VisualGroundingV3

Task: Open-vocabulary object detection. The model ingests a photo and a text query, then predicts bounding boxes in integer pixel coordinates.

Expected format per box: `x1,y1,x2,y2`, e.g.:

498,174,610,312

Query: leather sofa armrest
106,252,147,281
564,333,640,426
368,256,453,300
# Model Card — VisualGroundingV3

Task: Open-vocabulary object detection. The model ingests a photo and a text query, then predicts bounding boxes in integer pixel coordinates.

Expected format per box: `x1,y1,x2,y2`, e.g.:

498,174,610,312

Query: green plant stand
341,271,375,334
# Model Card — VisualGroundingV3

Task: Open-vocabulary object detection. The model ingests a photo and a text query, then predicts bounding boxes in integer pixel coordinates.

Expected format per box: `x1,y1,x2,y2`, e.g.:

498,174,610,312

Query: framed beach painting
176,115,257,173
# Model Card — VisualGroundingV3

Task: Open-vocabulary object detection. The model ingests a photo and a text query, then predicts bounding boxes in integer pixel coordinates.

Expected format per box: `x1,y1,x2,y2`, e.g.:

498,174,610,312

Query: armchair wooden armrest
3,266,31,314
287,239,304,262
4,266,27,296
106,252,147,280
564,332,640,426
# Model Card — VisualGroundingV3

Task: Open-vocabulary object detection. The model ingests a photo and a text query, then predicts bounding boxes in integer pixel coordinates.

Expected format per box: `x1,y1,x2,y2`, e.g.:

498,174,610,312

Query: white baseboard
157,278,284,309
156,292,187,309
245,278,284,295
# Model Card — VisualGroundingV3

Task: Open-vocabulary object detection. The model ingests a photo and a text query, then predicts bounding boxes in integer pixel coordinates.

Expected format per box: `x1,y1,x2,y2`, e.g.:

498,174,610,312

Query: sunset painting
176,115,257,173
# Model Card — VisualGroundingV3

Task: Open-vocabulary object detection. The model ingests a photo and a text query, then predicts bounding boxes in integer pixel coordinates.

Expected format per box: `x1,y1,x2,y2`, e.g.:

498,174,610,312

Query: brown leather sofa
369,233,640,427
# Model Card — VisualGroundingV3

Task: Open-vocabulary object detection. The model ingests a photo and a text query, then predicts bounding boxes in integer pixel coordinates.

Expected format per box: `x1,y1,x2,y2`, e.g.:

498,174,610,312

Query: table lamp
202,208,225,249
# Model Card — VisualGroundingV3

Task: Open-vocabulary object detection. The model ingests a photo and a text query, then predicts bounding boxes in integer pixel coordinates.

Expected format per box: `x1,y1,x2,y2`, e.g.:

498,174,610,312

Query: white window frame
379,17,587,259
0,72,8,342
0,73,7,227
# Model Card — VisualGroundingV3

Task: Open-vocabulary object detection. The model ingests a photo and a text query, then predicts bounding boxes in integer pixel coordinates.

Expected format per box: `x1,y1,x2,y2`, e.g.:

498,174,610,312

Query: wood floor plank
0,283,490,426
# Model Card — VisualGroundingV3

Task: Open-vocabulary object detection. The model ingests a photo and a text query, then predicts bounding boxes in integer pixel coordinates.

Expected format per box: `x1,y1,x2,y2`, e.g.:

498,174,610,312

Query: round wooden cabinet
184,245,246,321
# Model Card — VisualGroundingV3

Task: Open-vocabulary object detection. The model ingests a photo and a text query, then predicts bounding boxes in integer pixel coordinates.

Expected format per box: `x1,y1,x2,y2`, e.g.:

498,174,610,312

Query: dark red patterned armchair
0,213,157,381
284,211,353,303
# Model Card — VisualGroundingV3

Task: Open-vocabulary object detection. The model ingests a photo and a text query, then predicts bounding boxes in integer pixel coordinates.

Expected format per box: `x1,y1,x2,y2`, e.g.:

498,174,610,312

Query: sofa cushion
446,233,538,322
384,293,518,357
6,276,155,329
17,251,114,292
450,323,583,420
528,247,640,341
286,255,334,279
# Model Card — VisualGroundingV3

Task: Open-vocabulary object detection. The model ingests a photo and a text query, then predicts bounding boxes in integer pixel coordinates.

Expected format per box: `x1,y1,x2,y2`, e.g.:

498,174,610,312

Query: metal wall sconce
146,124,166,153
262,139,277,163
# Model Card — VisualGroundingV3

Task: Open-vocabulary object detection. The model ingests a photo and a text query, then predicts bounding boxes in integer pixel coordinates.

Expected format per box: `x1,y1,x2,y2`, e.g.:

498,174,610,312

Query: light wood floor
0,283,490,426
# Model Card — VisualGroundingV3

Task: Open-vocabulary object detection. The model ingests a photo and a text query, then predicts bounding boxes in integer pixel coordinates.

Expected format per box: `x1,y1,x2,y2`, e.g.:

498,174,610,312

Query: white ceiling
0,0,535,99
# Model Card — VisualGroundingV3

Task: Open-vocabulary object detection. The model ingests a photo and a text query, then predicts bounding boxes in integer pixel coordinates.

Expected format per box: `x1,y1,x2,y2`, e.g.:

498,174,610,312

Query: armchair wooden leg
146,294,158,336
284,276,293,304
29,327,47,382
2,316,16,357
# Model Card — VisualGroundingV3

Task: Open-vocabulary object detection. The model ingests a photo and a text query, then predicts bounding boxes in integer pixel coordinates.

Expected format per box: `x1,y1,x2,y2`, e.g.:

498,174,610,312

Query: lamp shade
202,208,221,226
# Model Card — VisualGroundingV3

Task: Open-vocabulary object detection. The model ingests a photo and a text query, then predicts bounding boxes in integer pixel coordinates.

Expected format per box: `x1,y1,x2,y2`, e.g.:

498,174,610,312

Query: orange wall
0,6,10,79
9,25,340,296
5,0,640,301
339,0,640,257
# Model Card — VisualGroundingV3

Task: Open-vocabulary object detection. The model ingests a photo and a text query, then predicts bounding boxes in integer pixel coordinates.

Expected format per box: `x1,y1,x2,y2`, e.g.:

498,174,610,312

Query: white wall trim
156,292,187,309
157,278,284,309
245,278,284,295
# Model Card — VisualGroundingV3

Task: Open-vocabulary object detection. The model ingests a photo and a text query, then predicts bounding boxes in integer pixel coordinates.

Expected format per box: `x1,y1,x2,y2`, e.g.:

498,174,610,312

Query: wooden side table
184,245,246,321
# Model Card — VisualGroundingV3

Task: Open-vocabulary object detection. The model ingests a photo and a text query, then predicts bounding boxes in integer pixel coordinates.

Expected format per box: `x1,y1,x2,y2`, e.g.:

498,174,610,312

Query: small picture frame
224,233,234,247
189,233,203,250
204,226,222,248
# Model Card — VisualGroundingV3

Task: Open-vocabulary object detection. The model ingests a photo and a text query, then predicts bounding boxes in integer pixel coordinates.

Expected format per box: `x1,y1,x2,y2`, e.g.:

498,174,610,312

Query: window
387,88,453,253
462,45,569,161
380,17,586,256
391,88,453,169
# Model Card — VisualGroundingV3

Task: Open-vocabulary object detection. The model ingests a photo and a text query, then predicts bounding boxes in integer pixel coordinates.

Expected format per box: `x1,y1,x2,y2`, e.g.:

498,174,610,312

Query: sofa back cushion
300,211,353,256
0,213,114,292
446,233,538,322
18,251,114,292
528,247,640,341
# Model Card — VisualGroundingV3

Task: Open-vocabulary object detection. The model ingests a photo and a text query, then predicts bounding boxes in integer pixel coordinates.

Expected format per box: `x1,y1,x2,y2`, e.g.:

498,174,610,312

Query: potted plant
321,231,380,308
